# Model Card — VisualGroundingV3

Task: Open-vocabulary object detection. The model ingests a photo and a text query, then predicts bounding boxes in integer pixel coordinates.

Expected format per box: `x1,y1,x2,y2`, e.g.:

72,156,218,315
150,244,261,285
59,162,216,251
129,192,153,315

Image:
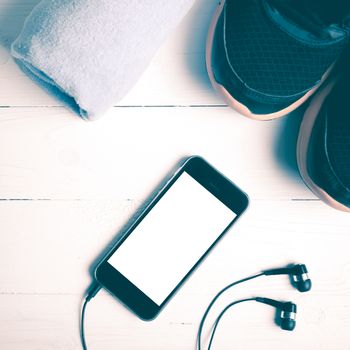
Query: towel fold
11,0,194,120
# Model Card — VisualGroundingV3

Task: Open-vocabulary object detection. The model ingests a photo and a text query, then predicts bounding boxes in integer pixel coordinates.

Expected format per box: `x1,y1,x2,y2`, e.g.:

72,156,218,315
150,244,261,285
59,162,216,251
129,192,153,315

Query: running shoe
297,54,350,212
206,0,350,120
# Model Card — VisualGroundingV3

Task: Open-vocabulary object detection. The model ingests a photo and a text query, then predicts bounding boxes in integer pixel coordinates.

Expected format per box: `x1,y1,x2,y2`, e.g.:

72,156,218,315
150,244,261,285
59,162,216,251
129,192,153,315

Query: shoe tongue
268,0,348,38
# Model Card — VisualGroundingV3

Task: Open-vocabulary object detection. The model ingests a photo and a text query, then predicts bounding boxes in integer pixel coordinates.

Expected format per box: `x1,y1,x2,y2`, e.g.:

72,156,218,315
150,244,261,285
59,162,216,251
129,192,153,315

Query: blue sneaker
297,52,350,212
206,0,350,120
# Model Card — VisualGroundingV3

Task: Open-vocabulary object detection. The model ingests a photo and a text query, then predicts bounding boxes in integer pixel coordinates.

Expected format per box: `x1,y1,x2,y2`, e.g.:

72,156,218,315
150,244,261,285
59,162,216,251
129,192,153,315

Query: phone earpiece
263,263,312,292
256,298,297,331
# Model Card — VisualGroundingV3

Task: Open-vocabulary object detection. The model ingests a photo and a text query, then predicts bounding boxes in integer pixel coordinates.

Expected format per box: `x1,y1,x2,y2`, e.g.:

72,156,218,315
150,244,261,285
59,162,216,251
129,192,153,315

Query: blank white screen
108,172,236,305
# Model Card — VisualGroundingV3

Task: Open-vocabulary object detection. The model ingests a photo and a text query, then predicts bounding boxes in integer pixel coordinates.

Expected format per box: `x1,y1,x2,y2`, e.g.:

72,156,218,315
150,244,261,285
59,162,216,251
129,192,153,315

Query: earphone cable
80,283,102,350
80,297,89,350
197,273,264,350
207,298,257,350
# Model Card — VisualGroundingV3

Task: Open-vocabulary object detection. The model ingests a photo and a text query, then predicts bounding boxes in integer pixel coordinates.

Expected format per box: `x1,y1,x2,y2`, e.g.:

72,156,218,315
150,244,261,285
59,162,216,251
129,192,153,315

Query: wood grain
0,0,350,349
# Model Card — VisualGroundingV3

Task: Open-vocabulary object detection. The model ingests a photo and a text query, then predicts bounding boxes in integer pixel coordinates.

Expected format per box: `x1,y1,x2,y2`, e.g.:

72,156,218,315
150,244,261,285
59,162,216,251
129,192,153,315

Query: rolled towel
11,0,194,120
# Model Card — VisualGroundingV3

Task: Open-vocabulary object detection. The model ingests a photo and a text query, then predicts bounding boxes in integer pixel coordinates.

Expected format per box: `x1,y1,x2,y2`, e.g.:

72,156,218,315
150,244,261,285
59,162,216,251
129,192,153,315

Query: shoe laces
268,0,349,39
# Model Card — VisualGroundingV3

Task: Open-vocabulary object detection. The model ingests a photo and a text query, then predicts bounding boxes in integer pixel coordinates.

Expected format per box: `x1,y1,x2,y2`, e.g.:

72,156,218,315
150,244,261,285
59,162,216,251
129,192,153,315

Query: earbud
256,297,297,331
198,263,311,350
263,263,312,292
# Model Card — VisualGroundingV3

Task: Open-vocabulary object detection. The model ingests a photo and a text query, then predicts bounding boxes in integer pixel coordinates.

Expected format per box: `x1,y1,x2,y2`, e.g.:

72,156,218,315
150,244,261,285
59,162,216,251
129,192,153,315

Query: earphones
255,297,297,331
197,263,312,350
263,263,312,292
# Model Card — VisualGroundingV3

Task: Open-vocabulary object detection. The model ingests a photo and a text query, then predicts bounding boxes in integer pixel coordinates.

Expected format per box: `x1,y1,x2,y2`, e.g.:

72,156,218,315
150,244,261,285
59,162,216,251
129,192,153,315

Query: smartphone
94,156,249,320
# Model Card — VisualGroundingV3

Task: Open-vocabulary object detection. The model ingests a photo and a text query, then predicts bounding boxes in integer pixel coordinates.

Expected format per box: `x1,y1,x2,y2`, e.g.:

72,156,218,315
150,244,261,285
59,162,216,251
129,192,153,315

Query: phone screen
107,172,237,306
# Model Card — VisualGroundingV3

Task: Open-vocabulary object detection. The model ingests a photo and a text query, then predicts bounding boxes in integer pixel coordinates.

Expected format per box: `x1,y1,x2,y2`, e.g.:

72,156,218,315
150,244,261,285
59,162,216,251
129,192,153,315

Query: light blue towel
11,0,194,120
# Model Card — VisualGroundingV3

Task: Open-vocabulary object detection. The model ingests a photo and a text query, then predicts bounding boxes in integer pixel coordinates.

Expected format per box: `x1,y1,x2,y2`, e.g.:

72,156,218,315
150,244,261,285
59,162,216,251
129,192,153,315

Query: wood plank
0,291,349,350
0,198,350,349
0,199,349,294
1,1,350,349
0,106,314,200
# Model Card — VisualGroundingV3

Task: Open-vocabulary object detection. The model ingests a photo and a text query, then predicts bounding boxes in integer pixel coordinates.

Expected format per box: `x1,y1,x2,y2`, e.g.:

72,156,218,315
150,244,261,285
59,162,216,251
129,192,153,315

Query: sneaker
297,56,350,212
206,0,350,120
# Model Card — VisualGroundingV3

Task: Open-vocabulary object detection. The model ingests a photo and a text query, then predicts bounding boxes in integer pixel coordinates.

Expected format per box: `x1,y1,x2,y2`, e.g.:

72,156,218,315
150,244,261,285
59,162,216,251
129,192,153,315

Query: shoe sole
296,78,350,212
206,0,333,121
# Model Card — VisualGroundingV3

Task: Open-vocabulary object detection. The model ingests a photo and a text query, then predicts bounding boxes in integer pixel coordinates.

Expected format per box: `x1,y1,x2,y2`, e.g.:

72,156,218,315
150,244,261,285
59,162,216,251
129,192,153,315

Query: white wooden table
1,1,350,349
